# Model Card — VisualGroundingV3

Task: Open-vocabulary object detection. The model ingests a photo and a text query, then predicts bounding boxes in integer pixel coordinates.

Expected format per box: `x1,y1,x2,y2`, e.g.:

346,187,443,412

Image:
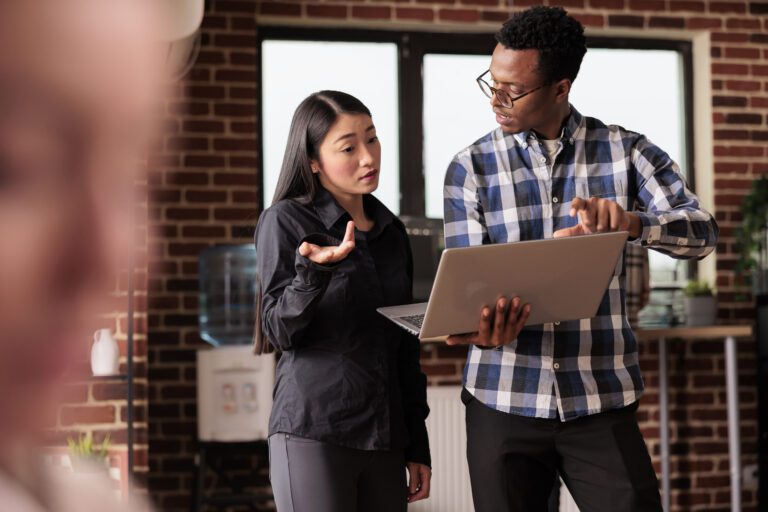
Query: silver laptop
378,231,628,341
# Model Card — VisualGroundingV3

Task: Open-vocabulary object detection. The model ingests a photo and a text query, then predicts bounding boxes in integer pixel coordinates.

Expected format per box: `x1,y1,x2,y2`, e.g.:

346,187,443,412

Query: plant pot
683,296,717,327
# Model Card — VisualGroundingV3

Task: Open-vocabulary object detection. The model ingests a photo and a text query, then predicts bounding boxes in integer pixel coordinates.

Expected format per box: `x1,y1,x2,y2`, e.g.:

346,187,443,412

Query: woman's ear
310,159,321,174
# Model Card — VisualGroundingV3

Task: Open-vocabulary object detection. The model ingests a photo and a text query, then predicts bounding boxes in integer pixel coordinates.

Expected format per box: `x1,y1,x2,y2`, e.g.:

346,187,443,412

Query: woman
254,90,431,512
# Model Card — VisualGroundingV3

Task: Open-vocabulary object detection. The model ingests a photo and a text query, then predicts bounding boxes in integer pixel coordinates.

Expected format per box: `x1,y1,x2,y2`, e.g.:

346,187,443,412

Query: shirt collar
512,104,584,146
312,186,394,235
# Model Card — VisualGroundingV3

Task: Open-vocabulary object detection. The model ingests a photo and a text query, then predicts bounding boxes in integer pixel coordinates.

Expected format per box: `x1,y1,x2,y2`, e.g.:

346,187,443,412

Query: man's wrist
626,212,642,239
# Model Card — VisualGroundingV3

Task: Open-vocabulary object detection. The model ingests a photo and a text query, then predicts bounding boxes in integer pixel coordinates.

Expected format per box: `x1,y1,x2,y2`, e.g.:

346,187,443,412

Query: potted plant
736,176,768,295
67,433,111,473
683,280,717,326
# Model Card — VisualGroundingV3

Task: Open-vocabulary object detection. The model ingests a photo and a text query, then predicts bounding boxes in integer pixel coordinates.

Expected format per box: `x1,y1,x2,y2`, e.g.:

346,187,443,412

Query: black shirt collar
312,186,395,236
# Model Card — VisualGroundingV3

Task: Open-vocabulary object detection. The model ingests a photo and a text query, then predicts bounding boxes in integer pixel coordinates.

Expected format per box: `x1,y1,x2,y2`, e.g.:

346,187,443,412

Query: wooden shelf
636,325,753,341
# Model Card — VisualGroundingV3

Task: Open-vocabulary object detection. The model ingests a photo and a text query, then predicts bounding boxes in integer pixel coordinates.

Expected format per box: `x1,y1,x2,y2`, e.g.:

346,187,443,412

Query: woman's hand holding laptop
446,296,531,347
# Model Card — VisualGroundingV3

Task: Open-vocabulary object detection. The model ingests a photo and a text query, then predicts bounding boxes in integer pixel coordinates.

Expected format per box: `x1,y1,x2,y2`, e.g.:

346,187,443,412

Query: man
0,1,164,510
443,6,717,512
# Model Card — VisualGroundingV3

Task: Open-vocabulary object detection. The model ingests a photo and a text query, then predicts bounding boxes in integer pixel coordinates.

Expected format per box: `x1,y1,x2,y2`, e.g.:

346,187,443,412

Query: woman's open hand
298,220,356,265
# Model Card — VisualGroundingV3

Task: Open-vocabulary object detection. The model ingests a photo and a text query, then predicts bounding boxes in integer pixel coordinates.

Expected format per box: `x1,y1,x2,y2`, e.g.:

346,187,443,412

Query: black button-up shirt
254,187,430,466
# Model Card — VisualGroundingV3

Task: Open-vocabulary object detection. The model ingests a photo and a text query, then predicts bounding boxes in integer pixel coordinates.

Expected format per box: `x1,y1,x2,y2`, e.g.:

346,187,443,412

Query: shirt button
539,156,546,164
552,197,559,203
553,363,560,370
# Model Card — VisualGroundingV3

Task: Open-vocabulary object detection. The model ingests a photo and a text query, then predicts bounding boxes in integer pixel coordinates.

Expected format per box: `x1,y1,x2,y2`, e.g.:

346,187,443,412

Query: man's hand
298,220,355,264
406,462,431,503
553,197,641,238
446,296,530,348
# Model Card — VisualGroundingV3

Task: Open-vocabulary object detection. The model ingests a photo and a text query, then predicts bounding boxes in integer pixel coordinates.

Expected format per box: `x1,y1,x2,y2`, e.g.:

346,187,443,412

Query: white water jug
90,329,120,376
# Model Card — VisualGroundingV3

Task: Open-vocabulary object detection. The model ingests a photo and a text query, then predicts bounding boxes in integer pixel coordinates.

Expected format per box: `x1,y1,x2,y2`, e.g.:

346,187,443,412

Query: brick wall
144,0,766,510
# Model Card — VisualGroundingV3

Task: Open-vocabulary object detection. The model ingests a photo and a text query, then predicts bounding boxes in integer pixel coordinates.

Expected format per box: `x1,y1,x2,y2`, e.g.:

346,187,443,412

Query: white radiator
409,385,581,512
410,386,473,512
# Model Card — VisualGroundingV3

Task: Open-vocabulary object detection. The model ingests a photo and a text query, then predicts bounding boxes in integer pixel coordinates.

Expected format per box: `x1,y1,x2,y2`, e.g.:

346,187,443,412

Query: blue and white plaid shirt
443,106,718,421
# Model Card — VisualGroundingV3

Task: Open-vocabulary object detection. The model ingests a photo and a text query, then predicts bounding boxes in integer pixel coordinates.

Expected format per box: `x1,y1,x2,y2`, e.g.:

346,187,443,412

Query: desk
636,325,753,512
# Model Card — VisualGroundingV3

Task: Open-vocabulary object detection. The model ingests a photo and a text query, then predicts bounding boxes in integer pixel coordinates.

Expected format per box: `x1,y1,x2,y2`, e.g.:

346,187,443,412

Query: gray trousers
268,433,407,512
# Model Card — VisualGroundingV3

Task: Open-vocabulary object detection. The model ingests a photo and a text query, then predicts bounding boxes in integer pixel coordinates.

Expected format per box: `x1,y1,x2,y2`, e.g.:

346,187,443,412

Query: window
259,30,694,286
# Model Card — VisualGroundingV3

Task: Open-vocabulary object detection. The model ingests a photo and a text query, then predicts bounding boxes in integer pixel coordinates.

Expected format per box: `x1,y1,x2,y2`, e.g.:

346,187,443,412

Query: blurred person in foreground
0,1,165,510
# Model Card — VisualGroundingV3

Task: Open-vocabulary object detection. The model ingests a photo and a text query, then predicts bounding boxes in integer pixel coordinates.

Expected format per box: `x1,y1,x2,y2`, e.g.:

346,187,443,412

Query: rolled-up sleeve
255,208,338,351
630,136,718,259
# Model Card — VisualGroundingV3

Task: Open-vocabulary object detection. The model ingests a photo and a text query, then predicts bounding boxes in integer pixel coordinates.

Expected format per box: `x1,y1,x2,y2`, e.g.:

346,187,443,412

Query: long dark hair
253,90,372,355
272,90,372,204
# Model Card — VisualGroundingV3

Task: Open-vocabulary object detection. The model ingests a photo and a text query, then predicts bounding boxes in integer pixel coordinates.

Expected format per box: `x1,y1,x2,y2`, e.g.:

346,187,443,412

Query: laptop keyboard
401,314,425,329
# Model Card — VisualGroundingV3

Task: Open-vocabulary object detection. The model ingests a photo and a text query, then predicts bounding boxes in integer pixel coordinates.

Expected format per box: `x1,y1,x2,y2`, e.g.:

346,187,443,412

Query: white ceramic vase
90,328,120,376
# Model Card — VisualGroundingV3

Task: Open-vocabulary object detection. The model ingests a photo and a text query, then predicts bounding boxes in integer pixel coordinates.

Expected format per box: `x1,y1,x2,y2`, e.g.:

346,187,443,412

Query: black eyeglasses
476,69,545,109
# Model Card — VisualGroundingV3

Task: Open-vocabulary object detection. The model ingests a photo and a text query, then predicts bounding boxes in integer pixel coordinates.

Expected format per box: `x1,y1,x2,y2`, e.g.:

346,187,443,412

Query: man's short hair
496,6,587,85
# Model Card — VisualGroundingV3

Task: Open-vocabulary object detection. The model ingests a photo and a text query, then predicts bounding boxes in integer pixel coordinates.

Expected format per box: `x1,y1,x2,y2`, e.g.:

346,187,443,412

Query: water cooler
196,245,274,442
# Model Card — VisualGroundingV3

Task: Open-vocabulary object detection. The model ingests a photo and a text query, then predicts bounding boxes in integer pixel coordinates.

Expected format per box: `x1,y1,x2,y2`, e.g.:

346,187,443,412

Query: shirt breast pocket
576,175,628,211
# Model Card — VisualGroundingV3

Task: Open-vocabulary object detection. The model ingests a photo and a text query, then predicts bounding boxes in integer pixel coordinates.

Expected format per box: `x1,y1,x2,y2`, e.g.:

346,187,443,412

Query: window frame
257,27,693,220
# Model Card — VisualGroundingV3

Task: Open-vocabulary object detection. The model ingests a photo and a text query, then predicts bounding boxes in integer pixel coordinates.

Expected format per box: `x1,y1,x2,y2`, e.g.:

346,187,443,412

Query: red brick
712,95,748,107
629,0,664,10
217,1,257,14
61,405,116,426
166,208,209,221
306,4,348,19
572,13,605,27
213,137,257,151
395,7,435,22
713,33,750,43
213,34,256,49
351,5,392,19
259,2,301,17
185,190,227,203
167,171,208,186
215,69,257,83
213,172,256,186
712,63,749,75
686,17,722,29
725,113,763,124
726,80,761,92
714,129,750,140
608,15,645,28
724,46,761,59
181,225,228,238
182,120,225,134
439,8,481,22
714,145,764,157
183,155,226,168
670,0,706,11
214,207,257,221
459,0,499,5
649,16,686,28
709,2,747,13
590,0,625,7
726,17,762,30
480,10,510,22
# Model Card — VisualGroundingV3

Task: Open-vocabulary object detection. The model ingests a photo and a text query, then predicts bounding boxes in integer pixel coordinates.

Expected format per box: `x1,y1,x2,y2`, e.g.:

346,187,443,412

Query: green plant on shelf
67,432,111,465
682,280,713,298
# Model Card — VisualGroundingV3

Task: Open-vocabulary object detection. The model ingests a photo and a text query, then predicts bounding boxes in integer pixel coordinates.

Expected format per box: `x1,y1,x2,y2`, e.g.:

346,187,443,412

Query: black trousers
463,389,663,512
268,433,407,512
